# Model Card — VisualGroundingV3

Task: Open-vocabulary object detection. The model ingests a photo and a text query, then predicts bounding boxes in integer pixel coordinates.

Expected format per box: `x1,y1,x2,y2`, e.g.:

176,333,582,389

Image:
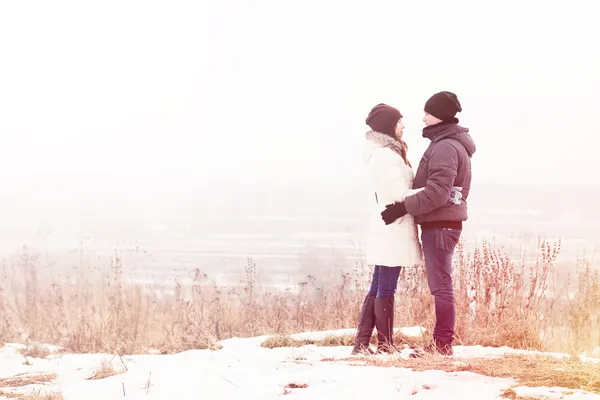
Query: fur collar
365,130,406,158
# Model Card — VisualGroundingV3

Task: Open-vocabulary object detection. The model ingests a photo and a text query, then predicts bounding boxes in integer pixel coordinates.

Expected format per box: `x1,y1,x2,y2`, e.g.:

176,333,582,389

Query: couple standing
353,91,476,356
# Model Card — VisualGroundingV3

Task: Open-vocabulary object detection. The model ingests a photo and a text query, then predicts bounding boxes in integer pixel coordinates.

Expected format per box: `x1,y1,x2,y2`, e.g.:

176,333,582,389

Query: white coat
363,131,424,268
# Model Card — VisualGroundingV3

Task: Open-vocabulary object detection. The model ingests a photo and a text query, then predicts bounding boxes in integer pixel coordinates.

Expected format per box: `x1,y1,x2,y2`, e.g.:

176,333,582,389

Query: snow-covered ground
1,328,598,399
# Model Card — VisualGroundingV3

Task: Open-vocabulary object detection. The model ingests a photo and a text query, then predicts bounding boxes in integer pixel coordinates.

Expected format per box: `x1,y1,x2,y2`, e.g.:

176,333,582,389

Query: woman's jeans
368,265,402,298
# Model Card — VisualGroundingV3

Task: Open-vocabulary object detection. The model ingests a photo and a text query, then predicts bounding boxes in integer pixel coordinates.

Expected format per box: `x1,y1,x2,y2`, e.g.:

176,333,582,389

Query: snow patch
514,385,599,400
0,328,598,400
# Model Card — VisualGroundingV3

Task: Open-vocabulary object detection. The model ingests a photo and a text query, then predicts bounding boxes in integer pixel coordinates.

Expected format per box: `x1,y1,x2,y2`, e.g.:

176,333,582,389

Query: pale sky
1,0,599,198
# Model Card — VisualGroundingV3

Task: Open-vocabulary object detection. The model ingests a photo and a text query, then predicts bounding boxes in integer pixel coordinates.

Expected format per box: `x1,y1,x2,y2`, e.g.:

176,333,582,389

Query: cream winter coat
363,131,424,268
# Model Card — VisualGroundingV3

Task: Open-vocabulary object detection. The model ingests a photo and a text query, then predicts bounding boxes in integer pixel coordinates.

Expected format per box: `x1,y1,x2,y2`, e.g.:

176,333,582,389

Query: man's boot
374,296,396,353
426,338,453,356
351,295,376,355
410,338,454,358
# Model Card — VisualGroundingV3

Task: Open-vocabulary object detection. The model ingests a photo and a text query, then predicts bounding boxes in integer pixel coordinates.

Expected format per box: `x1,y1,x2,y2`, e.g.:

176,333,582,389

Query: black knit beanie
365,103,403,136
424,91,462,122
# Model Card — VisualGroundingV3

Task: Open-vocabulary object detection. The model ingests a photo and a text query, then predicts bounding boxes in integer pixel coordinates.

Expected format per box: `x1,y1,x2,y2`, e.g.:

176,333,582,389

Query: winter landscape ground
1,327,599,400
0,235,599,399
1,184,599,399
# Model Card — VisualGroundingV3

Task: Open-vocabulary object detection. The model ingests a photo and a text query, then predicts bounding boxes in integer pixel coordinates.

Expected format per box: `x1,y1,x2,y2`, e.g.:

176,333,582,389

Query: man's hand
381,202,408,225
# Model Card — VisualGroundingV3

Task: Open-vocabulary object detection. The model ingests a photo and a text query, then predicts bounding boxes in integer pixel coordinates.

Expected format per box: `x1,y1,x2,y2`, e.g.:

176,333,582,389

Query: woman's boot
351,295,376,355
374,296,396,353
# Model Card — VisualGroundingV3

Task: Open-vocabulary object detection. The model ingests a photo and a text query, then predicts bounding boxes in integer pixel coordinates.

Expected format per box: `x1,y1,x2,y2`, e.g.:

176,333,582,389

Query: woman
352,103,424,355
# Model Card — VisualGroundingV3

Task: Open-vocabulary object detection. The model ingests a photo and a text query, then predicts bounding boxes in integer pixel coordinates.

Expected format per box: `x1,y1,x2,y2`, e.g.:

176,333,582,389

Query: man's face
423,112,442,126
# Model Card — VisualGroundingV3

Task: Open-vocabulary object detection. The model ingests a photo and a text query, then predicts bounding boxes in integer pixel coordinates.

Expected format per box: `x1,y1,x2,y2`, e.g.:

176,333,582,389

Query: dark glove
381,202,408,225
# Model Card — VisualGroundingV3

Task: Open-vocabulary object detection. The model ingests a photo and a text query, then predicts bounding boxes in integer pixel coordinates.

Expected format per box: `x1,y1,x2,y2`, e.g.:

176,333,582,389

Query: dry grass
0,390,63,400
281,382,309,395
0,392,22,399
19,345,51,359
355,354,600,394
500,390,547,400
86,360,125,380
1,392,65,400
0,373,56,388
284,383,309,389
0,373,61,400
25,394,64,400
261,332,426,349
0,239,598,356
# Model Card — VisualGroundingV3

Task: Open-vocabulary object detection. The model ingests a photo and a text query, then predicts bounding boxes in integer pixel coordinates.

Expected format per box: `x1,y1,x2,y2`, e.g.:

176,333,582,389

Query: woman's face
394,119,405,140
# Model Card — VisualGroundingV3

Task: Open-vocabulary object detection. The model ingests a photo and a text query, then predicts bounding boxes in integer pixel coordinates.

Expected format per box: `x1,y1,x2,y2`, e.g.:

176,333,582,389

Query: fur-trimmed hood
363,130,407,163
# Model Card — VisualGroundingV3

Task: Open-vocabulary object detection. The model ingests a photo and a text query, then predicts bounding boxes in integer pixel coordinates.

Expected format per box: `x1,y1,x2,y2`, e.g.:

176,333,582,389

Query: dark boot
430,338,454,356
351,295,376,355
374,296,395,353
411,338,454,358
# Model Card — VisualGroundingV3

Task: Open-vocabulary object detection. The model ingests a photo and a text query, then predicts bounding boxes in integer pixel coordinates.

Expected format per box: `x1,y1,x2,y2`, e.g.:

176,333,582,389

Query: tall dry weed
0,239,597,355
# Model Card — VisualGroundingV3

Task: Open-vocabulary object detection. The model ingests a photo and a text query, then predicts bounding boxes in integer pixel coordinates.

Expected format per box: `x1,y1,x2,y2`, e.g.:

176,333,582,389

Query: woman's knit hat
365,103,402,136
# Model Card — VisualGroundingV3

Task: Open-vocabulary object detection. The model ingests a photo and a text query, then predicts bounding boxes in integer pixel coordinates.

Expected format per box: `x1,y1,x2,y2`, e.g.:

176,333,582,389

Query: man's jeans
421,228,462,343
368,265,402,298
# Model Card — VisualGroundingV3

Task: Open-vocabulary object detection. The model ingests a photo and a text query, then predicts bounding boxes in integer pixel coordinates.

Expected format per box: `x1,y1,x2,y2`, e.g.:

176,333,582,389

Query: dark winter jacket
404,122,476,225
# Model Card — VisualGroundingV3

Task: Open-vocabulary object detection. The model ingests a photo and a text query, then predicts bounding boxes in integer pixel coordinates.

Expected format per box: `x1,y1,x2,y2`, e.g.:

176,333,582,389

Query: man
380,91,476,356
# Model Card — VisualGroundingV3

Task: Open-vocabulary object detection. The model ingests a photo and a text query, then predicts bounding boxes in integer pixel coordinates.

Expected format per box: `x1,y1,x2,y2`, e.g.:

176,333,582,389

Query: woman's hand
381,202,408,225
